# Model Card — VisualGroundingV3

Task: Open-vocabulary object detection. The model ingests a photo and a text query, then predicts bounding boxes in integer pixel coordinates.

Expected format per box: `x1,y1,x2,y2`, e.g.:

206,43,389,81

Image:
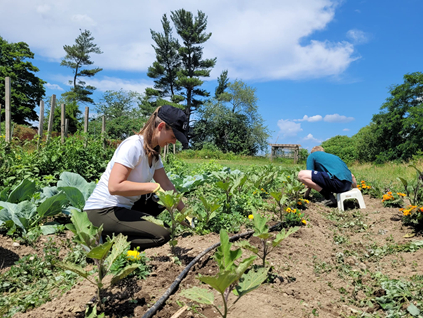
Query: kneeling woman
83,105,188,249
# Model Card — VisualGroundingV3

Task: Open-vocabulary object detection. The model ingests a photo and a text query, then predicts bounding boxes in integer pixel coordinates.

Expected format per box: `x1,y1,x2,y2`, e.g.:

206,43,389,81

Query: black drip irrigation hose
141,222,282,318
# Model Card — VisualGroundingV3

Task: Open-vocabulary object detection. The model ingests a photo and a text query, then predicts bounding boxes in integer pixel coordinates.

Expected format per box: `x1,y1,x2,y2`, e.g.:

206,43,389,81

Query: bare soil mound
4,194,423,318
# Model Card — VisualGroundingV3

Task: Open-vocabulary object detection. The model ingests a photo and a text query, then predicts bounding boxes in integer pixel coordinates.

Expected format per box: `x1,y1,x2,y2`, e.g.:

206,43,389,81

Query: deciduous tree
0,36,46,125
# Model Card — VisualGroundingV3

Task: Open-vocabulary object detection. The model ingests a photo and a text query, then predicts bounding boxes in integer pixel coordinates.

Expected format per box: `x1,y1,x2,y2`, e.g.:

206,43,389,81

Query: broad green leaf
272,227,299,247
256,232,273,240
235,240,259,254
397,177,408,188
252,211,268,235
0,187,10,201
106,234,130,271
87,241,114,260
41,224,62,235
141,215,165,227
199,196,210,210
407,303,420,316
58,171,89,188
110,263,139,285
215,229,242,270
199,270,239,294
8,179,36,203
70,210,101,246
56,261,90,279
0,201,37,230
180,287,215,305
37,192,68,218
270,191,282,202
235,267,268,297
58,186,85,210
235,255,257,278
216,181,231,192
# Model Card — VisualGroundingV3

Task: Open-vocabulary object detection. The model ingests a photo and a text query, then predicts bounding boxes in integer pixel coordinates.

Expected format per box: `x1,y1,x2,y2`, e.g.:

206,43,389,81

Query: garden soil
2,195,423,318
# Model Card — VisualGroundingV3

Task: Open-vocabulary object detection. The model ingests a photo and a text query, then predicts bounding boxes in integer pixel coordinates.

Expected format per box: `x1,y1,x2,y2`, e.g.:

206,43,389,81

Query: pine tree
170,9,216,139
60,29,103,104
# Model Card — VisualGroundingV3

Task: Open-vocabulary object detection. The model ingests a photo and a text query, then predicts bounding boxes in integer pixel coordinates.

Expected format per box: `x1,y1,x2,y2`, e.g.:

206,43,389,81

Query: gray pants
85,195,170,250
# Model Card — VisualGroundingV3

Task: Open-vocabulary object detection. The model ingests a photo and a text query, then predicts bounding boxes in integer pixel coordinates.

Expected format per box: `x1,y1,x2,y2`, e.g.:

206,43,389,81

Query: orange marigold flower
397,192,406,197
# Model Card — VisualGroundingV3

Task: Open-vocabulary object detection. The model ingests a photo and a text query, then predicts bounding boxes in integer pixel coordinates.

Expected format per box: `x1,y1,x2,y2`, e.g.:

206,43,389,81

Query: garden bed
3,194,423,318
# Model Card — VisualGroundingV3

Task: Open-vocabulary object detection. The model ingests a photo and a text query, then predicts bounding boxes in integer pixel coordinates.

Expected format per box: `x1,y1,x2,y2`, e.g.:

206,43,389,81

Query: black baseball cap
158,105,189,149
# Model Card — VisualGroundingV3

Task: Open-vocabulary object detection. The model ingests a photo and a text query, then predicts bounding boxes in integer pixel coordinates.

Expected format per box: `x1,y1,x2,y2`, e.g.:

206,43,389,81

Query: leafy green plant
237,211,299,267
154,190,190,255
57,210,139,311
181,229,268,318
269,190,288,223
398,164,423,206
0,179,68,240
109,247,150,280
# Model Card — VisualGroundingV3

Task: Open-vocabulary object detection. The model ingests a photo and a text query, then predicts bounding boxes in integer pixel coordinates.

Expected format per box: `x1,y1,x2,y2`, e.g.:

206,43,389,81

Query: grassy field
182,157,423,190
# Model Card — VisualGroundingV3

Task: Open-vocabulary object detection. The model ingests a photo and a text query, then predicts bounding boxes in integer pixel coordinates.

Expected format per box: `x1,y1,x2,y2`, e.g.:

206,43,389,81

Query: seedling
57,210,138,311
154,190,190,255
237,211,299,267
181,229,268,318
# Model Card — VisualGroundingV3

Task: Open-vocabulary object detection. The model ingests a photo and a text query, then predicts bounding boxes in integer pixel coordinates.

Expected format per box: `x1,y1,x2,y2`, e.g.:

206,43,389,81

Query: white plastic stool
336,188,366,211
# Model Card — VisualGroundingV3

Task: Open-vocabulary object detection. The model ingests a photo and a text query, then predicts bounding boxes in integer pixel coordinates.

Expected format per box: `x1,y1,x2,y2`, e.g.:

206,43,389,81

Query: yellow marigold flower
302,219,307,225
304,199,309,204
286,207,291,213
397,192,406,197
248,214,254,220
261,188,264,191
127,250,141,261
368,186,371,189
293,209,297,213
403,210,411,216
253,191,256,195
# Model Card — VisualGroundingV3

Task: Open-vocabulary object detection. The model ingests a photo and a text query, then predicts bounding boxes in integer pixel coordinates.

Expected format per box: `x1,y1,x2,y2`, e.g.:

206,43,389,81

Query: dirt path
5,195,423,318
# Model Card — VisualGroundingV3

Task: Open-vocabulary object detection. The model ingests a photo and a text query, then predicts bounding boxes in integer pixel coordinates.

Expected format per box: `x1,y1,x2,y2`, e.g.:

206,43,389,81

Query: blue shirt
306,152,352,182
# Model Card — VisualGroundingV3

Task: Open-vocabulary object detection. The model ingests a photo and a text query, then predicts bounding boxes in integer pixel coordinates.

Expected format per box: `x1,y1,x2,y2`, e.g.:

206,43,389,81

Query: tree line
321,72,423,164
0,9,270,155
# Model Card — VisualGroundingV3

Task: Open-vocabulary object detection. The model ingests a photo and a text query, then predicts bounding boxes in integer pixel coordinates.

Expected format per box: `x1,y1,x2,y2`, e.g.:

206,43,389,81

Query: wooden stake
5,77,11,143
61,103,65,144
46,94,56,143
101,115,106,149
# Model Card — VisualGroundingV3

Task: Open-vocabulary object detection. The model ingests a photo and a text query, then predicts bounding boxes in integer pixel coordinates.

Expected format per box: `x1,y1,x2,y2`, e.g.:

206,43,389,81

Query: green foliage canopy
0,36,46,125
321,135,357,163
192,80,270,155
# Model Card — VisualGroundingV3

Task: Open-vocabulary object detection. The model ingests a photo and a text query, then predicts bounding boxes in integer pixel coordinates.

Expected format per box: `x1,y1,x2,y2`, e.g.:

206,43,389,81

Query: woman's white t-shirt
84,135,163,210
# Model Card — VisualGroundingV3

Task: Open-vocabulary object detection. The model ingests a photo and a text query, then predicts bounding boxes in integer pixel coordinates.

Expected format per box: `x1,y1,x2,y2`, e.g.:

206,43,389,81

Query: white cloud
51,74,153,94
346,29,369,45
303,133,322,142
295,115,323,122
277,119,303,137
45,83,63,91
343,128,350,131
0,0,359,81
324,114,354,123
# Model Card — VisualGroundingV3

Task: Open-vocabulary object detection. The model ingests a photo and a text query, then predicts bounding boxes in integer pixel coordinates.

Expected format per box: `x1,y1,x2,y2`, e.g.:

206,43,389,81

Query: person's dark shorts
311,171,351,193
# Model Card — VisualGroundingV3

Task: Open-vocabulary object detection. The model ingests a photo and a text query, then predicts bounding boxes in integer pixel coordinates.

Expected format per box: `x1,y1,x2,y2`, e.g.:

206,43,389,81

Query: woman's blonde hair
311,146,325,153
138,106,171,162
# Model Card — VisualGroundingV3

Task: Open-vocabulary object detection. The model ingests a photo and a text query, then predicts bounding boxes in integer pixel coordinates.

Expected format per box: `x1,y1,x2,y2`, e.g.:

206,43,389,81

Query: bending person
83,105,188,249
298,146,354,207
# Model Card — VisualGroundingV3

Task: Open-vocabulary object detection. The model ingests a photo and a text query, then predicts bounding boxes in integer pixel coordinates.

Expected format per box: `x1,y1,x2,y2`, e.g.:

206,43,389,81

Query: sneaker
321,194,337,207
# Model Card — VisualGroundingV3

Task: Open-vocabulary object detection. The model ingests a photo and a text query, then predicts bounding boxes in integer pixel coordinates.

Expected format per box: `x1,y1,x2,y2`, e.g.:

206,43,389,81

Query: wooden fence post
46,94,56,143
61,104,65,144
101,115,106,149
5,77,11,143
84,107,89,147
65,119,69,138
37,100,45,150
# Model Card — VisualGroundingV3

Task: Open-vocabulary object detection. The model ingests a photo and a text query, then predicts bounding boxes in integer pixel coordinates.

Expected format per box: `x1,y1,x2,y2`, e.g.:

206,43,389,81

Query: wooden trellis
269,143,301,164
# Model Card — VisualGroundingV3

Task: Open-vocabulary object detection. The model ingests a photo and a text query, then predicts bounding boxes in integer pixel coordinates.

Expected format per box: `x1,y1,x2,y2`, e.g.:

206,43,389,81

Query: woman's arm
153,168,185,211
108,163,157,196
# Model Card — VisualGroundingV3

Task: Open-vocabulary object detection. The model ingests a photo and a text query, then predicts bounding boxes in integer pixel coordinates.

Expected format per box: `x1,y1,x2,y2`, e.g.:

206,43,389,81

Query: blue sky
1,0,422,152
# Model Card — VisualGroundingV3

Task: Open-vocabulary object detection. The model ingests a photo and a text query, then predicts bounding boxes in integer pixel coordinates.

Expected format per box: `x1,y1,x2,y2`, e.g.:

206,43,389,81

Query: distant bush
178,143,240,160
321,135,358,163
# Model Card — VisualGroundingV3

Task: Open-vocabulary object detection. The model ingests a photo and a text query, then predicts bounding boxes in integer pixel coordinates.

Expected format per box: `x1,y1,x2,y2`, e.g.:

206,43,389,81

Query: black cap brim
171,127,189,149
